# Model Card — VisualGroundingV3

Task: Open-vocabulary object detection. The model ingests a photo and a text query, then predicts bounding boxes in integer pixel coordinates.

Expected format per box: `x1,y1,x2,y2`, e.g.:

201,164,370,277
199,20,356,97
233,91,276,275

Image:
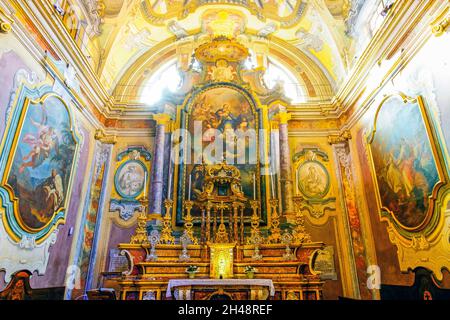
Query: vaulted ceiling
53,0,390,108
75,1,357,100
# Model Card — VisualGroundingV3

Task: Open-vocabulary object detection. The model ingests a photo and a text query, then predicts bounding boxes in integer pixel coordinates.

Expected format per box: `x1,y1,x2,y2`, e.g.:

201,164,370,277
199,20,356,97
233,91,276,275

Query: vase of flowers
244,266,257,279
186,265,199,279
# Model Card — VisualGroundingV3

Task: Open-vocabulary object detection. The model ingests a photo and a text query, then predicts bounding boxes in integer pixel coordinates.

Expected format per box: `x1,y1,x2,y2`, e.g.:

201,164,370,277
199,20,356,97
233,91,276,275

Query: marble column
276,111,295,216
149,114,171,215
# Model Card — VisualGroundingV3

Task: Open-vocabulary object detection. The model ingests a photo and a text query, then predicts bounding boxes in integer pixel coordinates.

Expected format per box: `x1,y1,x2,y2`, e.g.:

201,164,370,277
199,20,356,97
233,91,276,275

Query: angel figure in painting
19,110,58,174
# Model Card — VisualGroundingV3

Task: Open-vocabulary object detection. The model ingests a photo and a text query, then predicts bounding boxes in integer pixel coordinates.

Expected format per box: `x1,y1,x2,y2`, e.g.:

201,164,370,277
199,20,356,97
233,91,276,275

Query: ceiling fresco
61,0,374,103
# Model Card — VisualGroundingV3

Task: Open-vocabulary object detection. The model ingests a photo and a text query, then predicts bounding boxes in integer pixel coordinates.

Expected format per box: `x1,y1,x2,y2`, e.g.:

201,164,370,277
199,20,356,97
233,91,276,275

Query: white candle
253,173,256,200
188,174,192,200
143,171,147,195
270,173,275,199
167,171,172,199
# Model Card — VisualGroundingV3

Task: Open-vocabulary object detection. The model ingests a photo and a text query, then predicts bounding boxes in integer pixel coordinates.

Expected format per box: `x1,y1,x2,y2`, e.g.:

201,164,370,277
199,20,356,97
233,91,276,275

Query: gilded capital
273,111,292,125
328,130,352,145
95,128,117,144
153,113,172,126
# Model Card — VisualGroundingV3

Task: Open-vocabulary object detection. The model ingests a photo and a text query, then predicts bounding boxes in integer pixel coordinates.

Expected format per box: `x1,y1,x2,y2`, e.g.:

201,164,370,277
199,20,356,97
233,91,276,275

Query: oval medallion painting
297,161,329,199
6,95,77,232
115,161,146,199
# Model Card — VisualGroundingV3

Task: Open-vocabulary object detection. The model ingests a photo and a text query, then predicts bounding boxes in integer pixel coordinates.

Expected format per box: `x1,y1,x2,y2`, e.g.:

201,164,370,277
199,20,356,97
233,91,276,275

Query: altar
166,279,275,300
114,35,327,301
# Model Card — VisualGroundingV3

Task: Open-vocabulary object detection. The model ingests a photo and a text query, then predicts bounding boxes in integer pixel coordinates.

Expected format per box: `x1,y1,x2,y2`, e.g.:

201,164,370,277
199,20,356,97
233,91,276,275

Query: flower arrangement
244,266,257,278
244,266,257,273
186,265,199,278
186,265,199,273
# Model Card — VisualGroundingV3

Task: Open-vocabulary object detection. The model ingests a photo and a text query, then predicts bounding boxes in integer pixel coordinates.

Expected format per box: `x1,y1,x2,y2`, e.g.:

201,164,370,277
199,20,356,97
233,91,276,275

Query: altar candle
253,172,256,200
167,171,172,199
143,171,148,195
188,174,192,200
270,173,275,199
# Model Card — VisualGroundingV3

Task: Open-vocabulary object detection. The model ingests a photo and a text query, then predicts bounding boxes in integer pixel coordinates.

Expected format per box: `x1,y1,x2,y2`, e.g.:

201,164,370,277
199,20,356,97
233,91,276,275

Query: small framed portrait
114,160,147,199
297,160,330,199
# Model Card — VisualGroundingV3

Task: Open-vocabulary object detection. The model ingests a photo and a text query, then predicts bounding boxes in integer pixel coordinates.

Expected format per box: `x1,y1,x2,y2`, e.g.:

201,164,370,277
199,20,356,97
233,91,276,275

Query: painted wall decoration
141,0,307,28
334,142,372,300
367,94,444,232
68,142,112,299
115,161,147,199
297,157,330,199
110,147,151,222
0,87,79,243
293,148,335,220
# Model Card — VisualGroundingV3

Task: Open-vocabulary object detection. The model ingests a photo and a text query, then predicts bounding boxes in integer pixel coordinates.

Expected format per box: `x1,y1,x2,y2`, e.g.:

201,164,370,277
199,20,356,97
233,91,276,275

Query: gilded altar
117,162,325,300
115,34,327,300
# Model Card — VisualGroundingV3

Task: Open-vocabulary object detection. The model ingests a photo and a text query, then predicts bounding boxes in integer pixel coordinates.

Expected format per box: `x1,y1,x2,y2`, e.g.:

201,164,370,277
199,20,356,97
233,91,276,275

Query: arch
112,36,335,105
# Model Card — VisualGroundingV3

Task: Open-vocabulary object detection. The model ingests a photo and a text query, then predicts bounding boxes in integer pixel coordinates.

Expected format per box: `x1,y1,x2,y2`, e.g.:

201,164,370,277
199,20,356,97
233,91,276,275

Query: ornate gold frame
0,91,80,244
171,82,273,227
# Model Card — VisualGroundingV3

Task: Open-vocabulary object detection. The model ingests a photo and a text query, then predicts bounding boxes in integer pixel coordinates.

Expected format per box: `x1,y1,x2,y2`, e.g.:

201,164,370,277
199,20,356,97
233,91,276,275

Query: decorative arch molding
112,38,178,104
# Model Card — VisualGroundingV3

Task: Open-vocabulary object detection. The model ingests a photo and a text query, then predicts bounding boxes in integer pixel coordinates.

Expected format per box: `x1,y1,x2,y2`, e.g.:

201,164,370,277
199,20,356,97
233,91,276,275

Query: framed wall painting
297,159,330,200
0,85,80,244
174,83,269,226
114,160,147,200
367,93,449,237
109,147,151,222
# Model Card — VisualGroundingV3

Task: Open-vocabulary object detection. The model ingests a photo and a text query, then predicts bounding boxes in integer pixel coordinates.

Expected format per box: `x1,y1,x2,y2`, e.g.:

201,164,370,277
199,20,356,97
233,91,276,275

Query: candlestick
267,199,281,243
160,199,175,244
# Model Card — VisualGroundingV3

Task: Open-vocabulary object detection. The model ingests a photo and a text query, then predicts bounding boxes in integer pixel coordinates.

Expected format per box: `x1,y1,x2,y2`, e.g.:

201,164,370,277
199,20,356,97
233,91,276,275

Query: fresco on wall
370,97,439,229
6,96,77,231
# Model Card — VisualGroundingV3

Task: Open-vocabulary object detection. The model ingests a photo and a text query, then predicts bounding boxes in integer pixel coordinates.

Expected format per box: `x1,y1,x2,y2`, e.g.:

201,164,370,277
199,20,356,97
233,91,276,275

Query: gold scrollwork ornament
0,8,13,33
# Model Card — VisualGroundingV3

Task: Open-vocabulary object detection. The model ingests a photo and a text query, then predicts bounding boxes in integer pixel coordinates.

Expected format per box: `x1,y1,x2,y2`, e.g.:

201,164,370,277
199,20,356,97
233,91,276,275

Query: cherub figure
19,109,58,173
